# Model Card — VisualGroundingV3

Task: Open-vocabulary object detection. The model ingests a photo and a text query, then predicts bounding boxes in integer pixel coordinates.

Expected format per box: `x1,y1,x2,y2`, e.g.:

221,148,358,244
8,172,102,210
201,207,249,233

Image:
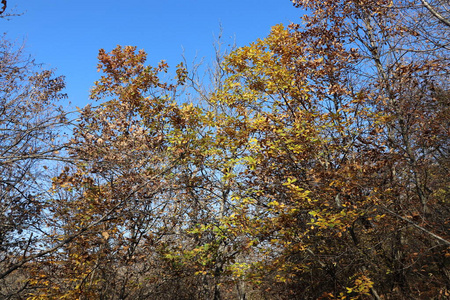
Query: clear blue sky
2,0,303,108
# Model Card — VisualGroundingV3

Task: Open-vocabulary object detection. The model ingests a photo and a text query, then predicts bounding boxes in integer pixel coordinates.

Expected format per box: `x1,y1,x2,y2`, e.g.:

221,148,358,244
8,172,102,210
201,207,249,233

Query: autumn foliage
1,0,449,299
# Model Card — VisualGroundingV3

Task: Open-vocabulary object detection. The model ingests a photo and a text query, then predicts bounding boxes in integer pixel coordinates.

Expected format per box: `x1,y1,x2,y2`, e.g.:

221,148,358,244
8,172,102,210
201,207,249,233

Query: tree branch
420,0,450,28
379,206,450,246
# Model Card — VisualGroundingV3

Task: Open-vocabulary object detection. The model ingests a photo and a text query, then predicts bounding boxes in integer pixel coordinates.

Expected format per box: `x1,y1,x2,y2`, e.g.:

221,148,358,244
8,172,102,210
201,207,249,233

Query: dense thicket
1,0,449,299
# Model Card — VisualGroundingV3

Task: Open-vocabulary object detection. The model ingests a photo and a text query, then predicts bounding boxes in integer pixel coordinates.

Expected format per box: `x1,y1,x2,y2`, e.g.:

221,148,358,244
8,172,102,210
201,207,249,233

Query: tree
28,45,230,299
23,0,449,298
0,38,68,298
208,0,450,298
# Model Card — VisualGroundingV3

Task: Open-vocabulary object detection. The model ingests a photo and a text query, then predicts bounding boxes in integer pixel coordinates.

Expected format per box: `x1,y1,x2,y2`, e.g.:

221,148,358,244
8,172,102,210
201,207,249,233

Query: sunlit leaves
21,0,450,298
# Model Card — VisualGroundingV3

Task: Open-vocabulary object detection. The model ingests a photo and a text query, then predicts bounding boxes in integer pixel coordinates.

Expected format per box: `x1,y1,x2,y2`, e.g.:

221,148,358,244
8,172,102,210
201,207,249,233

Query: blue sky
2,0,303,108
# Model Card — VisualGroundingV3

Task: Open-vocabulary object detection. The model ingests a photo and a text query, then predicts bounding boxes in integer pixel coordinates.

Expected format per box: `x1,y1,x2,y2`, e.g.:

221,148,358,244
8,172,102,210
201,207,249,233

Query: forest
0,0,449,299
